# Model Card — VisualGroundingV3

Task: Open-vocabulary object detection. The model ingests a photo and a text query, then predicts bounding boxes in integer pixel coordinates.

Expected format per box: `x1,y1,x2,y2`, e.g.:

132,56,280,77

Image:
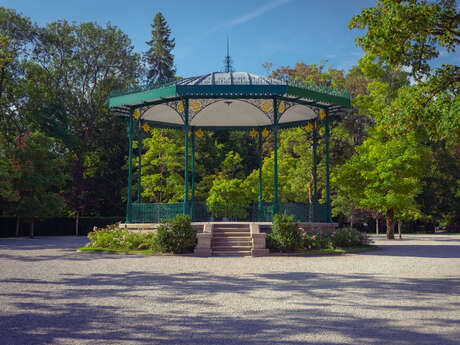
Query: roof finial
223,36,234,73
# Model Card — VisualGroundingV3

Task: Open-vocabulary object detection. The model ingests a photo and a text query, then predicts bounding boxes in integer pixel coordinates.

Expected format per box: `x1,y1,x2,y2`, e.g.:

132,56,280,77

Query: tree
145,12,175,84
28,20,140,221
349,0,459,145
0,7,37,144
140,129,184,203
349,0,459,82
4,131,65,237
206,178,250,219
335,129,430,239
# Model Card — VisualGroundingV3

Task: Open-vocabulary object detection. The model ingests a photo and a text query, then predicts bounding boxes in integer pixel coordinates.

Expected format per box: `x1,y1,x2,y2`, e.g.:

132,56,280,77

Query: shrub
87,223,156,250
155,215,196,253
330,228,367,248
269,213,302,251
302,231,334,250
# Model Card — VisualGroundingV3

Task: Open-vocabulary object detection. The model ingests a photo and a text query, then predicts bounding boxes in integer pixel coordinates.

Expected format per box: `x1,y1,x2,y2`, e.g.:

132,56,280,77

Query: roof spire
223,36,234,73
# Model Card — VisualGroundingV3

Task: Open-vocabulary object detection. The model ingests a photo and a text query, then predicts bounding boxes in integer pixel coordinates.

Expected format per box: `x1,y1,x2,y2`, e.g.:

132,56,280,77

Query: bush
329,228,367,248
87,223,157,250
155,215,196,253
268,213,302,251
301,231,334,250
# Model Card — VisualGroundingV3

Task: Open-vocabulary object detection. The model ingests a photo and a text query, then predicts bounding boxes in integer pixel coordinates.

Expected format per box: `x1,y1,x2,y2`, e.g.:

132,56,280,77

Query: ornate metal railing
130,202,328,224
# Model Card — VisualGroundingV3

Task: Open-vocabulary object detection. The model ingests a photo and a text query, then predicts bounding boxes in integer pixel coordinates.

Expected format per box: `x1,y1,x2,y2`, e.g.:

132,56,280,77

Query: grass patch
77,246,160,255
294,244,380,255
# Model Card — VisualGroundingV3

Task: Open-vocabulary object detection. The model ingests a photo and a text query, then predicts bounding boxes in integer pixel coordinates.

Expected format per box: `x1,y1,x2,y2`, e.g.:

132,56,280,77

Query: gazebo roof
109,72,351,130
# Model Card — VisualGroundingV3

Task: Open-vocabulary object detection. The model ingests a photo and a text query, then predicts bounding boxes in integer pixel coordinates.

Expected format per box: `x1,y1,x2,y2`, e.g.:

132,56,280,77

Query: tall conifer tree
145,12,175,84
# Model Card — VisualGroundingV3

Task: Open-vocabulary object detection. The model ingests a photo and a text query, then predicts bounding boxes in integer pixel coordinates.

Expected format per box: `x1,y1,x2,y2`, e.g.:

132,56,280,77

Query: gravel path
0,234,459,345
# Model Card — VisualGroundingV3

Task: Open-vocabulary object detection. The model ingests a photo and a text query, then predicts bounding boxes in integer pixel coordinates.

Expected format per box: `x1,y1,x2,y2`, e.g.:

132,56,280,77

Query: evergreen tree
145,12,175,84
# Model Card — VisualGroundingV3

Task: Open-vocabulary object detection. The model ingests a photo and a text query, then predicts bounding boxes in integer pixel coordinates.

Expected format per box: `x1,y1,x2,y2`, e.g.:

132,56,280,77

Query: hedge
0,216,123,237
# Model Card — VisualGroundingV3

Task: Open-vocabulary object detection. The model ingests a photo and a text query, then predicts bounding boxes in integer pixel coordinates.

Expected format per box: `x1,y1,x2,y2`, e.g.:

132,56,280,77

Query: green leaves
349,0,459,81
140,129,184,203
145,12,175,84
334,128,430,229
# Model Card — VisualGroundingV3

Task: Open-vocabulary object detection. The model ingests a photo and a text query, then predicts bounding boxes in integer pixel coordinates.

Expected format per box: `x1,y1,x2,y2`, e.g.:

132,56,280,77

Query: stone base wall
120,222,337,257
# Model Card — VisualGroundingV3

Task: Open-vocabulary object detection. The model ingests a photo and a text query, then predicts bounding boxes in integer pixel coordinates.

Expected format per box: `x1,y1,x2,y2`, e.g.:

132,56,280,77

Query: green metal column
273,98,279,216
325,109,331,222
312,121,318,201
183,99,189,215
137,123,142,203
190,127,195,220
126,109,134,223
258,127,263,220
312,120,318,222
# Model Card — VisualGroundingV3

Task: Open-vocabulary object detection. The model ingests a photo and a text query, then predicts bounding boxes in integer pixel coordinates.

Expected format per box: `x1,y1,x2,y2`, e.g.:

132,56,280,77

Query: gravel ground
0,234,459,345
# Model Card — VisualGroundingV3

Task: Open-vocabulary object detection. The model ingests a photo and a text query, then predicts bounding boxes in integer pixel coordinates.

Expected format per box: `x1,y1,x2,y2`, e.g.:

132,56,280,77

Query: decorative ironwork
195,128,204,138
130,201,328,223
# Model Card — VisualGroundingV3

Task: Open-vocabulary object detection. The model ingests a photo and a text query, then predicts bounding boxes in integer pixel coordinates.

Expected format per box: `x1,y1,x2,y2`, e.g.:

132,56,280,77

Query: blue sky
4,0,459,77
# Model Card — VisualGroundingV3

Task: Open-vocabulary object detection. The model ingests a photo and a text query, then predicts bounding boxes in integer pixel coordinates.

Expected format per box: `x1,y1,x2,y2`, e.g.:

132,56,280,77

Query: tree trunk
386,209,395,240
398,220,402,239
350,214,353,229
75,211,79,236
376,217,379,235
15,216,20,237
29,218,34,238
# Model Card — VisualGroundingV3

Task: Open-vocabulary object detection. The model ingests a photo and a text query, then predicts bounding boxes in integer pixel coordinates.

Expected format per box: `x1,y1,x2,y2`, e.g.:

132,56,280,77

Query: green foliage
145,12,175,84
349,0,459,81
87,215,195,253
206,178,250,219
330,228,368,248
302,232,334,250
269,213,302,251
155,215,196,253
140,129,184,203
334,129,430,238
87,224,157,250
3,131,66,219
350,1,459,146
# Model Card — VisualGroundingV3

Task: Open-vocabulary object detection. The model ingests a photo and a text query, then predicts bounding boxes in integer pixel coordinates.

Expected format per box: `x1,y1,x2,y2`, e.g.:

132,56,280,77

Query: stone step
213,251,251,257
213,223,250,229
213,234,251,239
212,240,252,246
213,228,250,233
212,245,252,250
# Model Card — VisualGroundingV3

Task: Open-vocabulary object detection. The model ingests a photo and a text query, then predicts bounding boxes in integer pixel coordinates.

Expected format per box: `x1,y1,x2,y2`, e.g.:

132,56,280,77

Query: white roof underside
141,99,318,127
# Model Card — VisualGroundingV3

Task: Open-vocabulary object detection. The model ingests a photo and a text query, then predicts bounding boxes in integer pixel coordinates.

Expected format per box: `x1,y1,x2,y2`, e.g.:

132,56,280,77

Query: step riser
211,225,252,257
213,224,251,229
213,232,251,235
212,228,250,233
212,246,252,250
213,242,252,246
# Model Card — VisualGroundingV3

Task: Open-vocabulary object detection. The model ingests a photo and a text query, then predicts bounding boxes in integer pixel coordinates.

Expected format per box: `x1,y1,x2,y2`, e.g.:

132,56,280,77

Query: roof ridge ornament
223,36,234,73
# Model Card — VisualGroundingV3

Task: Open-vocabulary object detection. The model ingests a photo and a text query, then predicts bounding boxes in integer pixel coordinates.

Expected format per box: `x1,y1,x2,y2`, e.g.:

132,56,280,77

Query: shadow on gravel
0,237,97,262
369,244,460,258
1,270,459,345
0,236,89,250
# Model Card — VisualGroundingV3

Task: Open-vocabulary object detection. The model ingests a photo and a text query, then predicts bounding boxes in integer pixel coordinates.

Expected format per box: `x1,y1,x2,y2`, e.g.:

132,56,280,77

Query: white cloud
209,0,291,33
228,0,291,26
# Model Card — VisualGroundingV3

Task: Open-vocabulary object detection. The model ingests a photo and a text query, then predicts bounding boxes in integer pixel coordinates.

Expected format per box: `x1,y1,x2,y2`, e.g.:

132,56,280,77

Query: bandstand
109,71,351,225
